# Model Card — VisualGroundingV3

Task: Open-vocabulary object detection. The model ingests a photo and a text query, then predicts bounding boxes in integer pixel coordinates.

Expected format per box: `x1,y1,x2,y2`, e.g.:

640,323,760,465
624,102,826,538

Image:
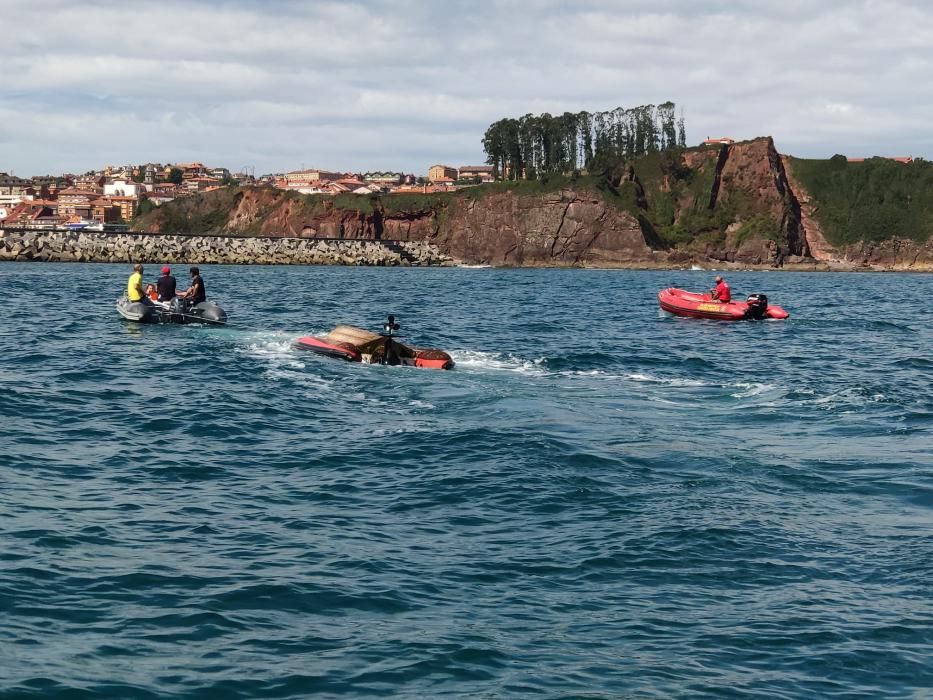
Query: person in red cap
156,265,177,302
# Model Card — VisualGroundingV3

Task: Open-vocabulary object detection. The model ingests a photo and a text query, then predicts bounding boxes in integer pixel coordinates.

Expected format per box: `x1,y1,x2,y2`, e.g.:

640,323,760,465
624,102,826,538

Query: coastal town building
392,182,456,195
74,175,105,192
458,165,495,182
109,195,139,222
284,169,344,187
0,173,35,213
56,189,98,220
91,199,122,224
184,177,222,194
846,156,913,163
30,175,71,193
146,192,177,207
428,165,458,182
0,172,33,198
176,163,209,179
363,172,404,185
104,179,143,197
2,200,59,228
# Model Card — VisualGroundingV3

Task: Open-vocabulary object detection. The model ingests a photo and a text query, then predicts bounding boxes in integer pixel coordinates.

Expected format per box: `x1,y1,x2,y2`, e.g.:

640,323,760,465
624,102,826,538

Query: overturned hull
295,324,454,370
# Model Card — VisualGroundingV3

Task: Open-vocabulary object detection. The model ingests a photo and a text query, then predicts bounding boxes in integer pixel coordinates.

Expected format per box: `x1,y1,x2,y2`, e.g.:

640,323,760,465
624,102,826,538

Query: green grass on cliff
789,155,933,244
632,149,726,246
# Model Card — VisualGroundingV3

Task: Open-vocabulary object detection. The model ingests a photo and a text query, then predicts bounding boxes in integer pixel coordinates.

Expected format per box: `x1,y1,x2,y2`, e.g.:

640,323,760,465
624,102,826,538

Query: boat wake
449,350,546,374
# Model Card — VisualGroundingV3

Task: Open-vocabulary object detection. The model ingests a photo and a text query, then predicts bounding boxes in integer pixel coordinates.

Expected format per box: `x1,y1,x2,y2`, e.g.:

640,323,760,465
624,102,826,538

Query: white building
104,180,142,197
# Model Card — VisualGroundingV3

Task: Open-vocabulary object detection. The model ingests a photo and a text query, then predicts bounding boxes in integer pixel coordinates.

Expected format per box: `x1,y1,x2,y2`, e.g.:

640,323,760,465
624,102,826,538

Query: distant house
393,182,455,194
428,164,458,182
108,195,139,222
73,175,105,192
104,179,143,197
2,200,60,227
0,172,33,196
284,169,344,188
90,198,123,224
146,193,176,207
56,188,98,219
458,165,495,182
702,137,735,146
363,172,403,185
846,156,912,164
322,182,351,195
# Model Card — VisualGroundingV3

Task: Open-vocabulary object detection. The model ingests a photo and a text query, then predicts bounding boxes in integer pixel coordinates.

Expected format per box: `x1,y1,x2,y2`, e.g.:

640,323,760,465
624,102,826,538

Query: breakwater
0,228,454,266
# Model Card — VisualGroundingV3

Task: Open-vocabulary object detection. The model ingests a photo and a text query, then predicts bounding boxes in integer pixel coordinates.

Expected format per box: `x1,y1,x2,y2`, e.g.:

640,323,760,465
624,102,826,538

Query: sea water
2,263,931,698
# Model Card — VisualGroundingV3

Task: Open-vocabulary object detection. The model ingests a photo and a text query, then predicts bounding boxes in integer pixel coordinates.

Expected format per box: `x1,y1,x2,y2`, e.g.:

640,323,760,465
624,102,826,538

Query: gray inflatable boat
116,296,227,325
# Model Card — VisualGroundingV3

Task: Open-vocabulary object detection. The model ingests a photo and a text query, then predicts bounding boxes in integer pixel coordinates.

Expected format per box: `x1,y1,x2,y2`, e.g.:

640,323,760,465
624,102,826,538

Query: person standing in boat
126,263,152,305
711,275,731,303
156,265,177,302
177,266,207,304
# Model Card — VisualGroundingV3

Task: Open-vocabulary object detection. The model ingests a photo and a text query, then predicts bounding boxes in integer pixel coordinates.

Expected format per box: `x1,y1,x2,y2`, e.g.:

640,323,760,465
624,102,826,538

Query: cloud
2,0,932,175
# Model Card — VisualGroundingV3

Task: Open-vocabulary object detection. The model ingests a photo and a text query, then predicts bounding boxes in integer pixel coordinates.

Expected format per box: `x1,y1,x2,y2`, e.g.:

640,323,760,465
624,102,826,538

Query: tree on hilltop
483,101,687,181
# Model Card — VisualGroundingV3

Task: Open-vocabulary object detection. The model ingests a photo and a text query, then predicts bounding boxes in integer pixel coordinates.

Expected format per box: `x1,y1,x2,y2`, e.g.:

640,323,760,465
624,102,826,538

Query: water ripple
1,264,931,698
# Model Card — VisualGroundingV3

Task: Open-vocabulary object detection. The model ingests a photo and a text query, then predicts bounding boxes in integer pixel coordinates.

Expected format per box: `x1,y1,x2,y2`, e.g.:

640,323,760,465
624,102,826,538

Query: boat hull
294,325,454,370
116,296,227,325
293,336,362,362
658,288,789,321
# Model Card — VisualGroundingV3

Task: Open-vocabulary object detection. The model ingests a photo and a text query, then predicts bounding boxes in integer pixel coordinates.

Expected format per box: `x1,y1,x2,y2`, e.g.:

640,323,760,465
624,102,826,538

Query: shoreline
1,228,931,272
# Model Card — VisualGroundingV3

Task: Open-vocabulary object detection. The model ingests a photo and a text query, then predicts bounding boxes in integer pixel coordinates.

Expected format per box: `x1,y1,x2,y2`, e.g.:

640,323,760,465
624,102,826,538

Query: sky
3,0,932,177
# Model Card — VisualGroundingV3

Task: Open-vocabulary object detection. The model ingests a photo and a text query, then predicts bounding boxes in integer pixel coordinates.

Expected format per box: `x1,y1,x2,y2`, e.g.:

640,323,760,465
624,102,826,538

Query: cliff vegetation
785,156,933,244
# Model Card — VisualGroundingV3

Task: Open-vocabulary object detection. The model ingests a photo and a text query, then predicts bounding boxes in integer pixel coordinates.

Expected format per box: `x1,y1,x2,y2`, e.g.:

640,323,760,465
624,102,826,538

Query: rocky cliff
134,138,933,270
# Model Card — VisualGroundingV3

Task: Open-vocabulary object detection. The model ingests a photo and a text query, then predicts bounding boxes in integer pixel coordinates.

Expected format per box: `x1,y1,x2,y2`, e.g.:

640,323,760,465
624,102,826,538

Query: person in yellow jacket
126,263,152,304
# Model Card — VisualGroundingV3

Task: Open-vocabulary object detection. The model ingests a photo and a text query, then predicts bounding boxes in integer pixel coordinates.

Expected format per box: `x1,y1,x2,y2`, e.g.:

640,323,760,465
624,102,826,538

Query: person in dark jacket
178,266,206,304
156,266,177,302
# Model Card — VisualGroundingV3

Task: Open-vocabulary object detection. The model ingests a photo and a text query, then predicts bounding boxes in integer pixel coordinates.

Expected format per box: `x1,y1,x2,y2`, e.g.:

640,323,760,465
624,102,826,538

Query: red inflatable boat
295,317,454,370
658,288,789,321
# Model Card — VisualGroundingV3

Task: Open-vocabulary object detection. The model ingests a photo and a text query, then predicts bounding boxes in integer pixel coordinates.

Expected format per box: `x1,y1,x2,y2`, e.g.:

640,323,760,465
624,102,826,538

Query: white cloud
2,0,932,175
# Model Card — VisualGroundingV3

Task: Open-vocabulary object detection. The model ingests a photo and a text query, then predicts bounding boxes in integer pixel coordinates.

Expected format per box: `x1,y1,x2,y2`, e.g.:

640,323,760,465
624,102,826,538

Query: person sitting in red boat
711,275,731,303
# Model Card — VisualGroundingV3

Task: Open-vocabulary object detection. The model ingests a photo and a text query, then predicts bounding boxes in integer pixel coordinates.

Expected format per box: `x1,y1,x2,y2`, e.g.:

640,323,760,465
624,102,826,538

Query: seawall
0,229,455,266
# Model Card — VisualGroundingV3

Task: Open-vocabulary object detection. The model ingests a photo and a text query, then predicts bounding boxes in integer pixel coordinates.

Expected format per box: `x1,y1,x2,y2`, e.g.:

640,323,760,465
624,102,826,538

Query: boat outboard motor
380,314,402,365
170,296,190,314
745,294,769,320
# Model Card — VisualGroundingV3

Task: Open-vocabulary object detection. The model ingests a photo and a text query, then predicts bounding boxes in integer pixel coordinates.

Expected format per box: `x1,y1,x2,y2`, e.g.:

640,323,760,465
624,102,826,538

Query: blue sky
2,0,931,176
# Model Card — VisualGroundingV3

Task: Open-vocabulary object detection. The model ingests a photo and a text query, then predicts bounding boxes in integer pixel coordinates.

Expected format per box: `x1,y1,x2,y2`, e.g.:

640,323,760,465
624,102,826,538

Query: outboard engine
380,314,402,366
170,296,190,314
745,294,769,320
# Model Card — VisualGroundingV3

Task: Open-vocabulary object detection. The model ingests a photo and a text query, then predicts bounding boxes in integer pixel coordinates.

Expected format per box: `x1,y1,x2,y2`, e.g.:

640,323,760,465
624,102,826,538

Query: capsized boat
658,287,789,320
295,316,454,369
116,295,228,325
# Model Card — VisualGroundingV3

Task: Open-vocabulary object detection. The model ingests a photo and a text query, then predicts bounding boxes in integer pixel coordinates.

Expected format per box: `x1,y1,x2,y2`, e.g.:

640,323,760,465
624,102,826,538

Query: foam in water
450,350,547,375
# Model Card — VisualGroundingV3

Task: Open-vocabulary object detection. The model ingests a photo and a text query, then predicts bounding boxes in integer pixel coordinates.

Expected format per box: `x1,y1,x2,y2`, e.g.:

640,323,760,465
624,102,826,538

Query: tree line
482,102,685,180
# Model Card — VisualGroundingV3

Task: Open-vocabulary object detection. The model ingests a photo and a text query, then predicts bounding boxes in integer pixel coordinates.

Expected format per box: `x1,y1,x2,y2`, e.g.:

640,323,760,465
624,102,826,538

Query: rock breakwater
0,229,454,266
